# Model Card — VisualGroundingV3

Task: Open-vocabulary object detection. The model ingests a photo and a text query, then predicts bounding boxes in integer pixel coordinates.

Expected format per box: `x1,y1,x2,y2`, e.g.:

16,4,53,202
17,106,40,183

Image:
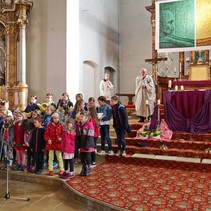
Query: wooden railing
115,93,135,105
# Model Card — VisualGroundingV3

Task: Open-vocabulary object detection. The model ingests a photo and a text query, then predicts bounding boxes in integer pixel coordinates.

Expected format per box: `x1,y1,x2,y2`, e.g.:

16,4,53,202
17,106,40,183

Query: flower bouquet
149,130,162,139
137,126,150,140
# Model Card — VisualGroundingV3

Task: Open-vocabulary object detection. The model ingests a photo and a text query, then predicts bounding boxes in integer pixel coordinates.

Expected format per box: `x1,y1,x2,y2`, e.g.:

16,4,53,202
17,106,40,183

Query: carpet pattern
66,156,211,211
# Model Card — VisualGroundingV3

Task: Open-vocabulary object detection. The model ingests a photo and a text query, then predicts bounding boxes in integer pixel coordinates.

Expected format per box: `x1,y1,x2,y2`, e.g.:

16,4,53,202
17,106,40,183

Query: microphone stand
0,124,30,204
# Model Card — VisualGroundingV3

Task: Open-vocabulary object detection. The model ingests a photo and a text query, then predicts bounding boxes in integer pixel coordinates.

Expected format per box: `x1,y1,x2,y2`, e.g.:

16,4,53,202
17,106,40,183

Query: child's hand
58,137,62,142
48,140,52,145
25,143,29,147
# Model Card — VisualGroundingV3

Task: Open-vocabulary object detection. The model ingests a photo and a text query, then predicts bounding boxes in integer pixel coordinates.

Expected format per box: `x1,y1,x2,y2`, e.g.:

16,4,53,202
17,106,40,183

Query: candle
157,99,160,105
168,80,172,88
174,67,176,73
175,85,178,91
146,100,149,105
158,104,160,122
181,85,184,90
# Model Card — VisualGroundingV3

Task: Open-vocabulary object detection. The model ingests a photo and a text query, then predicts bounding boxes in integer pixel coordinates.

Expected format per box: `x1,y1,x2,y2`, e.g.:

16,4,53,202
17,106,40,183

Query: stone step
131,153,202,164
96,143,211,159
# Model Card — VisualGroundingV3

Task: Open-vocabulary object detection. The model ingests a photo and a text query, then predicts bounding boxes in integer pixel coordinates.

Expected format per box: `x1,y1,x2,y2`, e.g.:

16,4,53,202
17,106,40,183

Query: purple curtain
164,90,211,134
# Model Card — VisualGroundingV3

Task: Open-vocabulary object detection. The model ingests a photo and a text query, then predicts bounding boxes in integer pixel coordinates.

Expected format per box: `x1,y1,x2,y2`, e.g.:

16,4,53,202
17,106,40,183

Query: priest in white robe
135,68,156,122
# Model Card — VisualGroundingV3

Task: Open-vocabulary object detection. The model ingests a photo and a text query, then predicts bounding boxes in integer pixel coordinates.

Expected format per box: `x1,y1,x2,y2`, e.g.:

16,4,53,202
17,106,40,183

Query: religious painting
156,0,211,52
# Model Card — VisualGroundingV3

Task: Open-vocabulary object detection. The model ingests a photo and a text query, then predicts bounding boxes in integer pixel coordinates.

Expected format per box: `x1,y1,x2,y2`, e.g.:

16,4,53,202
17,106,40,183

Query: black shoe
80,165,86,176
83,166,91,176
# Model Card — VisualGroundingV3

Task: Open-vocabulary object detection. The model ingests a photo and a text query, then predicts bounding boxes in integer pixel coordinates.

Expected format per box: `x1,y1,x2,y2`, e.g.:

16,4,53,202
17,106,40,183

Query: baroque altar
0,0,33,111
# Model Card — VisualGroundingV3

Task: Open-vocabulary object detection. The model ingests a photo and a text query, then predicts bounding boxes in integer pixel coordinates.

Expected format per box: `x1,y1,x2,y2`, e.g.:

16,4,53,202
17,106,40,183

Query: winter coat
44,122,63,151
62,130,76,154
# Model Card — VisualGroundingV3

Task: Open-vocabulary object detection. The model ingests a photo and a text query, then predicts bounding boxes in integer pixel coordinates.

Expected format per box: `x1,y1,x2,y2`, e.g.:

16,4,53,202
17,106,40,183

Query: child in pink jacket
60,118,76,179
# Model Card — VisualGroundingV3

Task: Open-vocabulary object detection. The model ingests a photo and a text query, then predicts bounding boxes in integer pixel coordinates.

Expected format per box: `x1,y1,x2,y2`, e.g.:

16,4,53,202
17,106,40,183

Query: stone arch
104,66,116,95
82,60,99,101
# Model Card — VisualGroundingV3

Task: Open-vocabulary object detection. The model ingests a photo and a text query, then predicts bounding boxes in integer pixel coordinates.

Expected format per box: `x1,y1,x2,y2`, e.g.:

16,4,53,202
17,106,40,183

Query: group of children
0,92,130,179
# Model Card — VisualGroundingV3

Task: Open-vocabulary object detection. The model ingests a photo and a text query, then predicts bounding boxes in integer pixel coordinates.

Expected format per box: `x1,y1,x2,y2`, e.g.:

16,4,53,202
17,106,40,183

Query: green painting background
159,0,195,49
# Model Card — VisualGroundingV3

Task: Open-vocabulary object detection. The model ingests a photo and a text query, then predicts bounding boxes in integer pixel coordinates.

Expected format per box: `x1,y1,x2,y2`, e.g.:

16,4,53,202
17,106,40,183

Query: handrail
115,93,135,105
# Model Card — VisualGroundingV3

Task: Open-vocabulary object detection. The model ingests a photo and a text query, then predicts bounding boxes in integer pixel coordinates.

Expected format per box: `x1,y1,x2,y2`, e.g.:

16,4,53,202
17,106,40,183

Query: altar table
172,80,211,91
164,90,211,134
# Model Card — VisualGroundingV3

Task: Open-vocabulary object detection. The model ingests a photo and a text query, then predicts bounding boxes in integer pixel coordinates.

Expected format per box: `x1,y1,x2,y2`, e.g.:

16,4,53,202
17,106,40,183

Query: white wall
79,0,119,99
26,0,66,102
119,0,152,93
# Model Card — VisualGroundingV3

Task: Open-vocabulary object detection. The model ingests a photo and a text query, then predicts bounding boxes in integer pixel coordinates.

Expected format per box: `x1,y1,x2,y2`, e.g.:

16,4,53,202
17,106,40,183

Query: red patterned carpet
66,156,211,211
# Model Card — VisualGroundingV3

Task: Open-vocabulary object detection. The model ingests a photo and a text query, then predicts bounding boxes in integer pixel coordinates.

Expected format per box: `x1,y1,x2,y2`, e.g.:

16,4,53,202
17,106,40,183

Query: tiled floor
0,179,85,211
0,155,106,211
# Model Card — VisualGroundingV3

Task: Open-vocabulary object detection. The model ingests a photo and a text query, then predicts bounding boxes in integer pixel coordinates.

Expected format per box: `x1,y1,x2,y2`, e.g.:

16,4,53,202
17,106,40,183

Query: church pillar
15,1,33,110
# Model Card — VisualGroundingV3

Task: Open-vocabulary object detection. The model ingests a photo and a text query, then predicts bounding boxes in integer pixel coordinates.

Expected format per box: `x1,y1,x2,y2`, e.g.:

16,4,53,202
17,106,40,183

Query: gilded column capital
16,1,33,29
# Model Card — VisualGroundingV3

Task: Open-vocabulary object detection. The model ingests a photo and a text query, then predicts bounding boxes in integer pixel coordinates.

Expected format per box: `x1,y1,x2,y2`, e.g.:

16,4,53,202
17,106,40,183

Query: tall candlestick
175,85,178,91
181,85,184,90
168,80,172,89
157,104,160,122
146,101,149,122
157,99,160,105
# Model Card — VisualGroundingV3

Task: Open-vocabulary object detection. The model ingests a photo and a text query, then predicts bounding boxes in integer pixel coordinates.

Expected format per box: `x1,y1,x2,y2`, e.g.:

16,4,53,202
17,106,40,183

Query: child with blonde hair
44,112,64,176
60,118,76,179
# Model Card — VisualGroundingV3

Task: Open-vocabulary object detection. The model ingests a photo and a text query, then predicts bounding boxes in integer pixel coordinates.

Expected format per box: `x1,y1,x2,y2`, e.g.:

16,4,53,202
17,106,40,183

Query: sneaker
60,172,70,179
58,170,64,176
53,161,58,168
116,150,121,156
90,162,96,168
69,173,75,179
108,150,114,156
122,151,127,157
98,150,106,155
49,171,54,176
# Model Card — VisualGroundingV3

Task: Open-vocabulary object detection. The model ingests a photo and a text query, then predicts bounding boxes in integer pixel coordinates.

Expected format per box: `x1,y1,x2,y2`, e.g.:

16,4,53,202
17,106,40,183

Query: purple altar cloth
164,90,211,134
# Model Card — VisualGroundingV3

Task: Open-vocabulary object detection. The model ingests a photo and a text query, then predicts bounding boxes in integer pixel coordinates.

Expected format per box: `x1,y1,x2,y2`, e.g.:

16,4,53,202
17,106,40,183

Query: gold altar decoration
0,0,33,111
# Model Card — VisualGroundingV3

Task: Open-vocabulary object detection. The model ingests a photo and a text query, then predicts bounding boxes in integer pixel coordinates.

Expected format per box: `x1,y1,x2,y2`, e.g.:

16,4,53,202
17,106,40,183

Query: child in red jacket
60,118,76,179
44,112,64,176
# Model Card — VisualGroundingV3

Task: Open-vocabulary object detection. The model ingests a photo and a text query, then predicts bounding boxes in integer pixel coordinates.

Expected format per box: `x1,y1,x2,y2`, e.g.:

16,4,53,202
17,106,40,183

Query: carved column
146,0,157,60
15,1,33,110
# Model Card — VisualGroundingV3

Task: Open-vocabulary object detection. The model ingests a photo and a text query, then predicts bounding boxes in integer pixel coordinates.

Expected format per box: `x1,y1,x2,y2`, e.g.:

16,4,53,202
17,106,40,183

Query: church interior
0,0,211,210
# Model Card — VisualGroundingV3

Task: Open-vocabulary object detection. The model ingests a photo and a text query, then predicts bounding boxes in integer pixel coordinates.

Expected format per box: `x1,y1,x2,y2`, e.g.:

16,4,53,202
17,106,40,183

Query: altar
164,90,211,134
172,80,211,91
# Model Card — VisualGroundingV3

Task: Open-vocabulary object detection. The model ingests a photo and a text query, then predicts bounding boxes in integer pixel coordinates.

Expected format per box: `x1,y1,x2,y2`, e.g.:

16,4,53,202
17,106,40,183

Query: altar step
131,153,211,164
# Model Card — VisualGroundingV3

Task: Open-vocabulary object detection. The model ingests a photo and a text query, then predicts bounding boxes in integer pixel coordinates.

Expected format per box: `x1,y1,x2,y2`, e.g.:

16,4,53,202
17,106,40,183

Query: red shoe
49,171,54,176
58,170,64,176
